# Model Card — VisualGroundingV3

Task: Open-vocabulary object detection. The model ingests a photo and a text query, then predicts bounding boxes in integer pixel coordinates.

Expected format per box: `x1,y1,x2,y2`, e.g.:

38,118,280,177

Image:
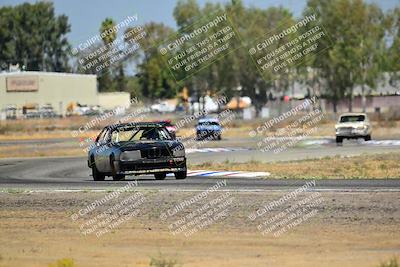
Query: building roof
0,71,96,78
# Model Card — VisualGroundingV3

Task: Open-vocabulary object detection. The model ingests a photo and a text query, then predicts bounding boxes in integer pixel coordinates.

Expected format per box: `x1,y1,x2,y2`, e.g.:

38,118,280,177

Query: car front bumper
336,128,370,137
196,130,221,139
115,157,186,175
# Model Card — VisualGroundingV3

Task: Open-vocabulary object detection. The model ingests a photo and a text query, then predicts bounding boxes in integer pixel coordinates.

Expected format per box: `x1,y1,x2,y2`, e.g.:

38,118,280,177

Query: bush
0,124,25,134
48,258,76,267
379,257,399,267
149,253,179,267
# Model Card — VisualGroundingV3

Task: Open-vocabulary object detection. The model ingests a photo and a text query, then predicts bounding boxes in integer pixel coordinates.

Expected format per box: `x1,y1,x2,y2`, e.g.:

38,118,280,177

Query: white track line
2,188,400,193
166,170,270,177
186,147,250,154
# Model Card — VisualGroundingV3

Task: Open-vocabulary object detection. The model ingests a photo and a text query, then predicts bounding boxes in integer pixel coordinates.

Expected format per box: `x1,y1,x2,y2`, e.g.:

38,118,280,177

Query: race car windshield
111,127,172,143
340,115,365,123
198,121,220,126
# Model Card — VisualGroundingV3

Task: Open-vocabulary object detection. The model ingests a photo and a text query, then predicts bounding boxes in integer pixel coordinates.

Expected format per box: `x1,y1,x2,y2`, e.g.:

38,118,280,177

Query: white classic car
335,113,372,144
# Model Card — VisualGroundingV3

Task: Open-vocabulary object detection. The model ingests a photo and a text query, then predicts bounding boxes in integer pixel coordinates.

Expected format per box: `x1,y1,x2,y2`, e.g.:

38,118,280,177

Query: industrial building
0,71,131,118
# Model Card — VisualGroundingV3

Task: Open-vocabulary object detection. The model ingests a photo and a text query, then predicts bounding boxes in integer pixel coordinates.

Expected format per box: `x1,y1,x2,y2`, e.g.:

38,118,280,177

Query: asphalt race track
1,142,400,191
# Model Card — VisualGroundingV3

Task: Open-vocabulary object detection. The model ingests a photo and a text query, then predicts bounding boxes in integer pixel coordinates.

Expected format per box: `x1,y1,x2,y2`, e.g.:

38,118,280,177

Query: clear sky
1,0,399,48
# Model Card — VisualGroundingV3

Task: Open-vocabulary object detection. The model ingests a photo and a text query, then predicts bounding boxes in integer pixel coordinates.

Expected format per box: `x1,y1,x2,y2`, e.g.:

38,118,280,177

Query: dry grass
0,131,98,141
0,145,86,158
1,116,400,141
1,191,399,267
189,153,400,179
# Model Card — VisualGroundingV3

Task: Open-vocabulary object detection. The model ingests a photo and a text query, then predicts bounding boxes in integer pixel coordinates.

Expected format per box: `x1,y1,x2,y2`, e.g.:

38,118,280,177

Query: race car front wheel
336,136,343,144
92,162,105,181
174,170,187,179
110,155,125,181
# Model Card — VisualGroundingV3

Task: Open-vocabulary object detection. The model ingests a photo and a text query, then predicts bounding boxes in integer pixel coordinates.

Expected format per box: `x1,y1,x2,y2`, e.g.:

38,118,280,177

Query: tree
305,0,387,113
98,17,127,92
171,0,294,113
100,18,117,45
355,4,386,112
131,22,177,99
173,0,201,30
0,2,71,72
386,7,400,87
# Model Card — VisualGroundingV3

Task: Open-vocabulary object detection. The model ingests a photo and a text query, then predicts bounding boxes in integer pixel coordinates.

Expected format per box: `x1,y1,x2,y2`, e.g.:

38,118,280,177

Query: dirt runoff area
0,189,399,267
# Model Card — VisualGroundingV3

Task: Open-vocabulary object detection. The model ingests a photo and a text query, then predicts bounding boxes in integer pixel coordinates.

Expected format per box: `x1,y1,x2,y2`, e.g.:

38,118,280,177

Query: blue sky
0,0,399,48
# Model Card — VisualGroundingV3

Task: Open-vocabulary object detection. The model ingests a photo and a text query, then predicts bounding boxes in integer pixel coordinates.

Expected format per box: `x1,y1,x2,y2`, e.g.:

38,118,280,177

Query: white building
0,71,98,116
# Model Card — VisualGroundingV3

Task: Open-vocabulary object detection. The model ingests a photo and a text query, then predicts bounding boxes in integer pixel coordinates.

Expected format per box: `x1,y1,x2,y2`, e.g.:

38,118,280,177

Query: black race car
88,122,187,181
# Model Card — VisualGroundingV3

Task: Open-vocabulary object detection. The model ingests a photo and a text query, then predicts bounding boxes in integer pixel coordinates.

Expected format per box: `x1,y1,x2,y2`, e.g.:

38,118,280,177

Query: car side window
102,130,111,144
97,129,110,144
159,128,172,140
96,129,106,143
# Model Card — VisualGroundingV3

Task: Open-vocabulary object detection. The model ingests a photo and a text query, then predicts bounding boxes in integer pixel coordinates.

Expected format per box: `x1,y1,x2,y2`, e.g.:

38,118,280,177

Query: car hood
196,125,221,131
115,140,181,151
335,122,366,128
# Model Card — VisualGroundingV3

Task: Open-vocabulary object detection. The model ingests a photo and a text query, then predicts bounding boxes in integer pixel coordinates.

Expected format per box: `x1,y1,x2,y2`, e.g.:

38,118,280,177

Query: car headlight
173,147,185,157
356,125,367,130
120,150,141,161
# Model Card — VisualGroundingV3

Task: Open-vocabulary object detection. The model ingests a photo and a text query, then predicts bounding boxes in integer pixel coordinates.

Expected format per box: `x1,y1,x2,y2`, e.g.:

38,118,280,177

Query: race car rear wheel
112,173,125,181
92,162,105,181
174,170,187,179
154,173,166,180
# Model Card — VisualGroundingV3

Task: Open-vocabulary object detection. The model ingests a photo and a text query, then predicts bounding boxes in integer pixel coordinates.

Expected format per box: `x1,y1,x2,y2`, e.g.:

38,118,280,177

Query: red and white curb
167,170,270,177
186,147,250,154
301,138,400,146
365,140,400,146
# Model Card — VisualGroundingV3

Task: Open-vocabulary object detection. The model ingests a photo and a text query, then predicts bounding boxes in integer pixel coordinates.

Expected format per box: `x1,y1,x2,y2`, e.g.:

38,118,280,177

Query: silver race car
88,122,187,181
